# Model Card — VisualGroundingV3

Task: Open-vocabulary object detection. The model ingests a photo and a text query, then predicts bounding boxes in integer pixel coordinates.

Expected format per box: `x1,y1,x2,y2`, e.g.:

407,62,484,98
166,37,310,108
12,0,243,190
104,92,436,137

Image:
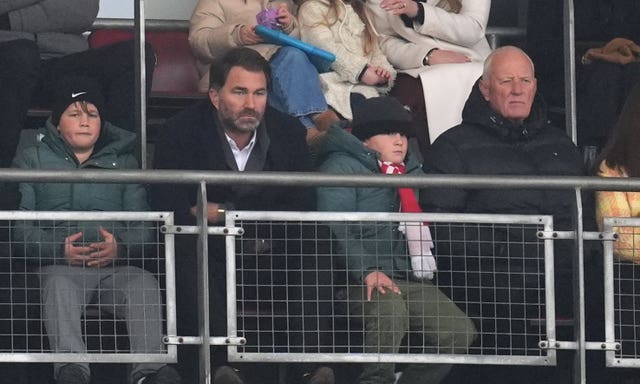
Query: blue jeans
269,46,327,128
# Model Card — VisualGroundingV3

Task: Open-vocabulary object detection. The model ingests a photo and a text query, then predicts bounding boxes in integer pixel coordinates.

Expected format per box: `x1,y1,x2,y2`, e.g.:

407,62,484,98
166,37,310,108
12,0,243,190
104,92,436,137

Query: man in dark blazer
152,47,332,384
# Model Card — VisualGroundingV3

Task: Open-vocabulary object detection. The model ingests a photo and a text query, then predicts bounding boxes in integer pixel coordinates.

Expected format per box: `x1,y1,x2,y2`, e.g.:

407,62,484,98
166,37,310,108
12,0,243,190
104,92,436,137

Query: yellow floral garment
596,161,640,263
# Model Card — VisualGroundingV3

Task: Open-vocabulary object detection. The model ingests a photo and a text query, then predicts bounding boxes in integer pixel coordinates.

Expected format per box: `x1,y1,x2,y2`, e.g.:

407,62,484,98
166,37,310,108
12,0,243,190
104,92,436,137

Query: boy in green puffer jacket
11,76,181,384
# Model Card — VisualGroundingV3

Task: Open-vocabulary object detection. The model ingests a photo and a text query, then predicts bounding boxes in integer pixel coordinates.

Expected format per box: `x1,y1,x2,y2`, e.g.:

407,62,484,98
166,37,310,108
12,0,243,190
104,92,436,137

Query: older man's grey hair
481,46,535,80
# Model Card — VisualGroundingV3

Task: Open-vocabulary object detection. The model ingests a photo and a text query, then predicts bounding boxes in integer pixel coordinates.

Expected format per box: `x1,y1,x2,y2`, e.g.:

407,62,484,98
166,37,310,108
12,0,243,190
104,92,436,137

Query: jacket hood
43,118,136,166
461,80,550,142
315,124,421,172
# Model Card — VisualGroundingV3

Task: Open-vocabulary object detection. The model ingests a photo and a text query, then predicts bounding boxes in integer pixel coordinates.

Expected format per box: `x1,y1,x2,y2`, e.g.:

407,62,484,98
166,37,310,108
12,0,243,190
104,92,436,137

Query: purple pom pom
256,8,281,30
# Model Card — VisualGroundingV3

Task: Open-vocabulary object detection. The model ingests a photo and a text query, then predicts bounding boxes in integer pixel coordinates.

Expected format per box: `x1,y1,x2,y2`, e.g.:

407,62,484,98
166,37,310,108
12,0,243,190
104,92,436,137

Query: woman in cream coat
367,0,491,149
298,0,396,120
367,0,490,69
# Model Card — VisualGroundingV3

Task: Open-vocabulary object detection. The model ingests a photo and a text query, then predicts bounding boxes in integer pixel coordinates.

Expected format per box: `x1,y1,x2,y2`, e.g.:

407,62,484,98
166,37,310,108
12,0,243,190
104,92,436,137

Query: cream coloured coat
189,0,299,91
366,0,491,75
299,0,396,119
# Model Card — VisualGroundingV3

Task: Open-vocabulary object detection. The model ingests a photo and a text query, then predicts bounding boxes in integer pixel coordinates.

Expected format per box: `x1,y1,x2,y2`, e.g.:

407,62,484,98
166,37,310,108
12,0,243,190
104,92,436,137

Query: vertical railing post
602,219,615,368
134,0,148,169
197,182,212,383
573,187,586,383
563,0,577,144
164,212,178,358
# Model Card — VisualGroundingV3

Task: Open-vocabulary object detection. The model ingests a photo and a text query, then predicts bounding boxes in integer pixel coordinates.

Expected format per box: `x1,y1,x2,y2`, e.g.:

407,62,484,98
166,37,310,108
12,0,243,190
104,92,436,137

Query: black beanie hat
351,96,413,141
50,75,105,126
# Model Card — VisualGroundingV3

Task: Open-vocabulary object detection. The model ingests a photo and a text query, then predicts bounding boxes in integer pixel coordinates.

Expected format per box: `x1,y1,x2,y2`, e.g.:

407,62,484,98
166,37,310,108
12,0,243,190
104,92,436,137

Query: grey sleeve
5,0,99,33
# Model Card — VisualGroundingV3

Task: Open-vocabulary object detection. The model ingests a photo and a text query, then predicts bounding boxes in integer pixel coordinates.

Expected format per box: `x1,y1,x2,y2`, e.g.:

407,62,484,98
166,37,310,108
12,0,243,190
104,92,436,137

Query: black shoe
57,364,90,384
139,366,182,384
305,367,335,384
213,366,244,384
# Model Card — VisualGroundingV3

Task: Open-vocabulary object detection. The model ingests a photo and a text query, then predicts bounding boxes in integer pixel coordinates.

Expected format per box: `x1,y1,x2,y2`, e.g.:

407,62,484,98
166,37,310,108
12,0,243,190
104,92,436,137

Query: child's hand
361,66,389,86
364,271,401,301
239,25,263,45
64,231,93,266
373,66,391,81
86,227,118,268
276,3,294,30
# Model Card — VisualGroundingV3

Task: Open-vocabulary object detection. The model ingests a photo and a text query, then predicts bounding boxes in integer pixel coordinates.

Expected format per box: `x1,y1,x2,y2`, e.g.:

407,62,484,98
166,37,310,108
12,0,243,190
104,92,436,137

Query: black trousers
173,225,334,384
0,38,155,168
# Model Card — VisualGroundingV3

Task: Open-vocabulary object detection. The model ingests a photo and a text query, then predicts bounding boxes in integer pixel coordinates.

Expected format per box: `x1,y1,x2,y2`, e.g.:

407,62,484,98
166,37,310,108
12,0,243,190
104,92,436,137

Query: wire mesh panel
0,211,176,364
603,217,640,368
225,211,556,366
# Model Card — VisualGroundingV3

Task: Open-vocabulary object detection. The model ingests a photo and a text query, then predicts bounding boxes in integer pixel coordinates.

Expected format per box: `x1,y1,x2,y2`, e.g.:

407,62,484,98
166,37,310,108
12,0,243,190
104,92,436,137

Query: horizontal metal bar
228,352,555,366
91,18,189,31
607,359,640,368
582,231,617,241
210,337,246,346
584,342,620,351
2,169,640,191
537,230,574,240
165,336,246,346
165,336,203,345
91,20,522,38
0,210,171,221
161,225,244,236
539,340,578,350
605,217,640,226
229,210,552,225
0,352,175,364
486,26,526,38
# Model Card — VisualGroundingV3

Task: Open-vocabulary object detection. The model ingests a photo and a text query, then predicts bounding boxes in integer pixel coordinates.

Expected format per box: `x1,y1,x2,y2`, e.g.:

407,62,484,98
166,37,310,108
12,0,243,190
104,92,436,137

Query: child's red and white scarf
379,161,436,280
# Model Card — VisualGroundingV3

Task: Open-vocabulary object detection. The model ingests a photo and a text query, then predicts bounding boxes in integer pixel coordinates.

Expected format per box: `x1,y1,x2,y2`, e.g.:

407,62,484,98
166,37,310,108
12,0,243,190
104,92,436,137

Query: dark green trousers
349,280,476,384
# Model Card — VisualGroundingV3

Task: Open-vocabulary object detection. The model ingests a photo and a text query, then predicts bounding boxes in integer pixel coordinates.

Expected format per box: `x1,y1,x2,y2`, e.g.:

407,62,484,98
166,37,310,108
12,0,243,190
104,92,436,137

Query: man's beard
220,107,263,134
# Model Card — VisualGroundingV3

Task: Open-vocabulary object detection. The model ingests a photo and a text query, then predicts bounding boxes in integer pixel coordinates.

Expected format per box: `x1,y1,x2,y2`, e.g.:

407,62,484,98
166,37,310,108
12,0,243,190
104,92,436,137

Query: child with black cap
316,96,476,384
11,75,181,384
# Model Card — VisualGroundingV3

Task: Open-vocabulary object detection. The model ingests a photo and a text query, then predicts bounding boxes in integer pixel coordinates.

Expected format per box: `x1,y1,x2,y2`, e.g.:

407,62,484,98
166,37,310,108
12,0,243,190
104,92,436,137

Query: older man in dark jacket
422,46,584,226
421,46,586,383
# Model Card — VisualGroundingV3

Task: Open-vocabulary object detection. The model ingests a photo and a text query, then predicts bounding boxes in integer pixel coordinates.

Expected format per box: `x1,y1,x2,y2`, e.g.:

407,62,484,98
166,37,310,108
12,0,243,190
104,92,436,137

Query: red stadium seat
86,29,206,144
88,29,203,98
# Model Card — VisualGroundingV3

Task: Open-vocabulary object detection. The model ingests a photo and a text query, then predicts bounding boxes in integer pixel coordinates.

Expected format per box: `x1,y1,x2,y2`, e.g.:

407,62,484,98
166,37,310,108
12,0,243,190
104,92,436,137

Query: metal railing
3,170,640,384
0,211,177,364
602,217,640,368
224,211,557,367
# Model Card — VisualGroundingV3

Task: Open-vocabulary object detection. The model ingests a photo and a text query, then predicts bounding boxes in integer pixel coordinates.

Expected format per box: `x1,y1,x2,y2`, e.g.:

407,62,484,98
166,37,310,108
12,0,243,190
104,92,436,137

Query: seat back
88,29,203,98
